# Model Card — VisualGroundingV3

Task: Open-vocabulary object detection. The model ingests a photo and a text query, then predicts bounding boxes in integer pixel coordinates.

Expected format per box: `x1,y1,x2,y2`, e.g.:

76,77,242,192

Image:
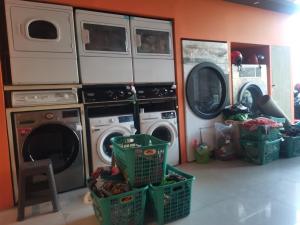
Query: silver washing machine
13,108,85,193
89,114,135,170
139,110,179,166
182,40,229,161
232,64,268,113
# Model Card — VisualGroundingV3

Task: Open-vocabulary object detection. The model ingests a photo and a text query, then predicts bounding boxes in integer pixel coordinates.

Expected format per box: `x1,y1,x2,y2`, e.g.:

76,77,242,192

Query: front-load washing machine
140,110,179,165
232,64,268,114
89,114,135,170
5,0,78,84
182,40,230,161
13,108,85,193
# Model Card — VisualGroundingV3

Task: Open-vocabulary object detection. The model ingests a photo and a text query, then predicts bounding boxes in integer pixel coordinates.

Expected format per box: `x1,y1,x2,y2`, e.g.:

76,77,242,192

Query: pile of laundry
161,173,186,185
281,124,300,137
241,117,283,131
223,104,249,121
88,166,131,198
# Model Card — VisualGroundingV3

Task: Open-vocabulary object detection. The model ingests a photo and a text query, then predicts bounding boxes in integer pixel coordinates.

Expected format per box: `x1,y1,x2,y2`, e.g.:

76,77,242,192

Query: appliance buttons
45,113,54,120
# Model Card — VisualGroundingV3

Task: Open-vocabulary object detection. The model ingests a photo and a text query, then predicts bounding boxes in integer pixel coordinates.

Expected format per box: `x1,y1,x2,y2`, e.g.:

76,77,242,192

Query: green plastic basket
280,135,300,158
111,134,168,187
240,126,281,141
148,165,195,225
90,186,148,225
240,138,281,165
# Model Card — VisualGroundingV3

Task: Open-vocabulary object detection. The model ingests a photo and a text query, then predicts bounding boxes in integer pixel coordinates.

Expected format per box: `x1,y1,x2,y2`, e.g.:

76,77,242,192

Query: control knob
118,90,125,97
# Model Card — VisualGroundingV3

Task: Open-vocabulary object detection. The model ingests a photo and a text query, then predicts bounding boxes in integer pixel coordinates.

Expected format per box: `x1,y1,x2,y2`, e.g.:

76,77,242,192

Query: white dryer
5,0,78,84
139,110,179,165
89,114,135,170
182,40,230,161
232,64,268,113
75,10,133,84
130,17,175,83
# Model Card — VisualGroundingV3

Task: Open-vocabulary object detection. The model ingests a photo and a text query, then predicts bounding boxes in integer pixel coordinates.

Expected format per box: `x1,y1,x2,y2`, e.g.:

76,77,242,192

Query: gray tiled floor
1,158,300,225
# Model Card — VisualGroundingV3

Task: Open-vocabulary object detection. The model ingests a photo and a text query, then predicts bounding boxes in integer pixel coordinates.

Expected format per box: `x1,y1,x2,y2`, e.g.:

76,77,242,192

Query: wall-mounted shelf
231,42,270,65
3,84,82,91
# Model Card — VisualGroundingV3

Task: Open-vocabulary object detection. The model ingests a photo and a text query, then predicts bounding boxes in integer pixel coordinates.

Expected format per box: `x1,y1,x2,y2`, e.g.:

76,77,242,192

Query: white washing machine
89,114,135,170
5,0,78,84
182,40,230,161
232,64,268,113
139,110,179,165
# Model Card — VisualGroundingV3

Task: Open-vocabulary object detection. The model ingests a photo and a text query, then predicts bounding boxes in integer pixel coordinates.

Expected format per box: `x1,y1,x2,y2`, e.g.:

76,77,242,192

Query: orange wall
0,0,291,209
0,62,13,210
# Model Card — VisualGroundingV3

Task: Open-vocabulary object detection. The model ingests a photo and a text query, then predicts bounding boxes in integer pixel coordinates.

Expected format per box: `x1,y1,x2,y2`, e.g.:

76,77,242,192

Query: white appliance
5,0,79,84
11,89,78,107
182,40,229,161
75,10,133,84
232,64,268,112
89,114,135,170
139,110,179,165
130,17,175,83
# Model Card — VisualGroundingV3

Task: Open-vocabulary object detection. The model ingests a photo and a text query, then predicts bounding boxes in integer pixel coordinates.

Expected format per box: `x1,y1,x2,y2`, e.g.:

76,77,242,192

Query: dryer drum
22,123,80,174
186,62,227,119
238,82,264,113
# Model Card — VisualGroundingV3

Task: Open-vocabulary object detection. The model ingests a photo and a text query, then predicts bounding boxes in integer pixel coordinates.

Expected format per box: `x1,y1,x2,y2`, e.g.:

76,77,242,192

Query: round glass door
238,83,263,113
98,132,123,164
186,62,227,119
22,124,79,174
152,126,172,143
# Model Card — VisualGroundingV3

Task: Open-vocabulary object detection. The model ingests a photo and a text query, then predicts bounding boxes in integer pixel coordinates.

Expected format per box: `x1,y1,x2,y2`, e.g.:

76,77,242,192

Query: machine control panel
136,84,176,99
83,85,134,103
12,90,78,107
161,111,176,119
118,115,134,123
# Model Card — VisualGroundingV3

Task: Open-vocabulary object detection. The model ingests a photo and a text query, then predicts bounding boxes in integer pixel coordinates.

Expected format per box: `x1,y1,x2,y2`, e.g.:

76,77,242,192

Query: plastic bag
214,122,235,160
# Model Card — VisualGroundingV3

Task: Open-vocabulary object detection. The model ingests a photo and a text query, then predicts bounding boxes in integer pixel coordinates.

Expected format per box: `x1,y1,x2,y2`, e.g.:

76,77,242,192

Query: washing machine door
238,82,264,113
186,62,227,119
146,121,178,148
22,123,80,174
96,126,132,164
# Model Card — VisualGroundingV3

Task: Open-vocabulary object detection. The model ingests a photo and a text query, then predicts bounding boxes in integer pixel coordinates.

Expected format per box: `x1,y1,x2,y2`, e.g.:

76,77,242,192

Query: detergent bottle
193,129,210,164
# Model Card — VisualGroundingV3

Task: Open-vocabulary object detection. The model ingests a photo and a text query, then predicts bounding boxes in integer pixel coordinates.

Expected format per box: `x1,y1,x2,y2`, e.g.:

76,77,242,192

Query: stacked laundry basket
89,134,195,225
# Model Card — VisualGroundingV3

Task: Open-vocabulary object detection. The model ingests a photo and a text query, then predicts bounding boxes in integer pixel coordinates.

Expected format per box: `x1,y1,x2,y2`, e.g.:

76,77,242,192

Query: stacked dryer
75,10,175,84
5,0,79,84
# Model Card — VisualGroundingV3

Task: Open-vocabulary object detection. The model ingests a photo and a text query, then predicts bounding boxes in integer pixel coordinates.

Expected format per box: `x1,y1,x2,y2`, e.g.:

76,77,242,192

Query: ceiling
224,0,300,14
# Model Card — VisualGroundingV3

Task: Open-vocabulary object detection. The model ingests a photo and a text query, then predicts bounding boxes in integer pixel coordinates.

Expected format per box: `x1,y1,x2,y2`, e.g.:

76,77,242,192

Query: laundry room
0,0,300,225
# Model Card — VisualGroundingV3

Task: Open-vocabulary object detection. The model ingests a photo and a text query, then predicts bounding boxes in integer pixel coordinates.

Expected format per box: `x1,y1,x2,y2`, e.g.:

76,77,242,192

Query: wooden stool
17,159,60,221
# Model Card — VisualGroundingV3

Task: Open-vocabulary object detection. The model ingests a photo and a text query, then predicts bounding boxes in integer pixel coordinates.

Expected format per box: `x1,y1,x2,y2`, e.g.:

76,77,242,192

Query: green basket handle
120,195,134,204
